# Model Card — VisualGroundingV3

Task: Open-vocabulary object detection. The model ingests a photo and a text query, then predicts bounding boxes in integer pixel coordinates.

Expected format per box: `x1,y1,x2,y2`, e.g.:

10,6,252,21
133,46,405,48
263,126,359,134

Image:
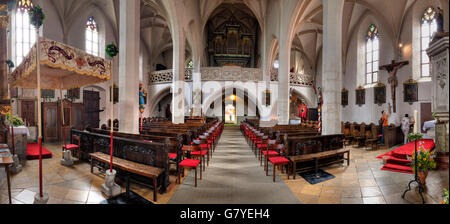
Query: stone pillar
172,29,186,124
321,0,344,135
427,36,449,170
192,55,202,117
118,0,140,134
0,2,9,103
277,18,291,125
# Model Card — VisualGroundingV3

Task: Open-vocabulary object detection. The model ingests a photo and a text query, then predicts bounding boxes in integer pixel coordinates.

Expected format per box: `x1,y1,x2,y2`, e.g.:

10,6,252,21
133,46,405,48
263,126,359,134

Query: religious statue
379,60,409,113
139,82,146,114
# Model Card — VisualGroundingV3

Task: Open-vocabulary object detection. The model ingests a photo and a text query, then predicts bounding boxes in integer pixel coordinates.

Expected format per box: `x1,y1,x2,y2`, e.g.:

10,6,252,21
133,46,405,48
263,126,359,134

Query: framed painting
341,89,348,107
41,89,55,99
110,84,119,104
356,86,365,106
67,88,80,100
374,83,386,106
404,78,418,104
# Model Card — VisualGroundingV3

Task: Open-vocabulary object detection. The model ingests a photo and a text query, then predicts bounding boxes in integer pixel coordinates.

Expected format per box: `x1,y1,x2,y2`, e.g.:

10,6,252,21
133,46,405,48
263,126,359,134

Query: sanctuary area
0,0,449,205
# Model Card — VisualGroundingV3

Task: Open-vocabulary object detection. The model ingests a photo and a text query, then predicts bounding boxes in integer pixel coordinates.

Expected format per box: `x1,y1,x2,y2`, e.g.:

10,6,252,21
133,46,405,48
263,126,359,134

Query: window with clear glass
15,9,36,66
366,24,379,84
420,7,438,77
85,16,99,56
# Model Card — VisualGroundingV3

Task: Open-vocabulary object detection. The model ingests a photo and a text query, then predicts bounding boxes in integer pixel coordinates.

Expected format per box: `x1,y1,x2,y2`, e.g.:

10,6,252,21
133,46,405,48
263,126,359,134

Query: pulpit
427,36,449,169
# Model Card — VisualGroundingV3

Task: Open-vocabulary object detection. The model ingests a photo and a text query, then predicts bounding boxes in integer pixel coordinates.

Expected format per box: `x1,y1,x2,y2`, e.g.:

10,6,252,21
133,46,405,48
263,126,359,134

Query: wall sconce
398,43,403,60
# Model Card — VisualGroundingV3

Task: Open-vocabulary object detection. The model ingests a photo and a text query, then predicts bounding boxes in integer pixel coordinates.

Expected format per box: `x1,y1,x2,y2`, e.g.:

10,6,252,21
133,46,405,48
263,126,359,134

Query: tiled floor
168,127,301,204
278,145,449,204
0,129,448,204
0,142,182,204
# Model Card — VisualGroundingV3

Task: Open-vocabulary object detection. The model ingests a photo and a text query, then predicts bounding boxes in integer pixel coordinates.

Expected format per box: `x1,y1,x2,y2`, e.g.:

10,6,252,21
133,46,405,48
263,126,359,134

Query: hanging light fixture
17,0,33,12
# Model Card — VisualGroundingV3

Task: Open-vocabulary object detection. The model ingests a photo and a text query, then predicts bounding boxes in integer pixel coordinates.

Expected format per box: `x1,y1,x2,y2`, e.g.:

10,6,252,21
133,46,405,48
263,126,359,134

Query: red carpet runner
27,143,53,160
376,139,435,174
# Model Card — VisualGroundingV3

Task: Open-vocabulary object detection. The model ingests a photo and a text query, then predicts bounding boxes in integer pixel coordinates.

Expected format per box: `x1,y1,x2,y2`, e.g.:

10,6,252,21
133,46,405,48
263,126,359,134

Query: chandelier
17,0,33,12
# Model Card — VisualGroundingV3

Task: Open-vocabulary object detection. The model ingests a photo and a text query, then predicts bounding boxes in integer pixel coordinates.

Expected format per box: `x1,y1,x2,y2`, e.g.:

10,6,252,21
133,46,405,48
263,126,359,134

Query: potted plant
6,113,25,127
441,188,449,204
409,139,436,185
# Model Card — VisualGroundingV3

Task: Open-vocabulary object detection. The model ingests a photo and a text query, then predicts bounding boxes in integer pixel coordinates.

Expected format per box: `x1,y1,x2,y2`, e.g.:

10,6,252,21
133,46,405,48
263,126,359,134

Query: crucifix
379,60,409,113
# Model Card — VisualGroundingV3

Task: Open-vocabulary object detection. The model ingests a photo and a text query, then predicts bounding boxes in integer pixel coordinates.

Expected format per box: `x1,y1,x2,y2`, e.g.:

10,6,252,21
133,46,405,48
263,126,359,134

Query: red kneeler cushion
191,151,208,156
199,144,210,148
179,159,201,167
169,153,177,159
64,144,79,149
262,151,279,156
269,157,289,164
257,144,268,148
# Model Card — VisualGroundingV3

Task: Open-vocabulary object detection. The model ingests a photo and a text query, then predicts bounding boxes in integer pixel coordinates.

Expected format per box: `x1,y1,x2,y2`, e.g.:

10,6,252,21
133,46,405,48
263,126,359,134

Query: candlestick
413,110,418,134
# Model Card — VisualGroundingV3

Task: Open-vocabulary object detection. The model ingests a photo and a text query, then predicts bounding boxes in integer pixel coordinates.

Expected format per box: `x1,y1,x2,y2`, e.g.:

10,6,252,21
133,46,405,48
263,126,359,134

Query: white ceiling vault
46,0,449,73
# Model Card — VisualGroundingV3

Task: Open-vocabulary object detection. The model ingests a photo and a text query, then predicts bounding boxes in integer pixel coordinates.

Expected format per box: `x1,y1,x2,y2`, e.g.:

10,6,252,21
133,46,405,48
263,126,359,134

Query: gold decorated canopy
9,38,111,90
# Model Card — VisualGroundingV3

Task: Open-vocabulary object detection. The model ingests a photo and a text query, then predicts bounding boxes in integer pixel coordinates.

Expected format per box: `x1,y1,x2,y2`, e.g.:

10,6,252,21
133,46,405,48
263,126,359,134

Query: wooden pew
71,129,170,197
90,152,164,201
285,134,350,179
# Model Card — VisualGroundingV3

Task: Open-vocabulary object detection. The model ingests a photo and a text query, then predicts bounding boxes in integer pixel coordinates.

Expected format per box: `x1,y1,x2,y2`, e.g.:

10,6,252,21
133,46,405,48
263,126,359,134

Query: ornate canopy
9,38,111,90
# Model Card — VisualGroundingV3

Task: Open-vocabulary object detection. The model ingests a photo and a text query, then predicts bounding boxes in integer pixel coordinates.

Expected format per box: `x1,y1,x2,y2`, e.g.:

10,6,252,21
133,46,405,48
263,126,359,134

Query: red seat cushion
208,140,213,144
257,144,268,148
191,151,208,156
179,159,200,167
262,150,279,156
64,144,79,149
269,157,289,164
169,153,177,159
199,144,210,148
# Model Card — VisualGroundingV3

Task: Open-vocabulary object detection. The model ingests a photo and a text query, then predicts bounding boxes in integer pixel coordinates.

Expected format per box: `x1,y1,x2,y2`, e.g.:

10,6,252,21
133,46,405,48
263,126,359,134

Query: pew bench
289,148,350,179
90,152,164,202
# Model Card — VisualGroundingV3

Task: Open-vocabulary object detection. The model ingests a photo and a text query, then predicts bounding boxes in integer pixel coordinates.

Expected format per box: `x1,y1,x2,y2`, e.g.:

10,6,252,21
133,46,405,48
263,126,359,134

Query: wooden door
83,90,100,129
420,102,433,134
59,100,72,143
21,100,35,126
43,102,58,142
71,103,84,131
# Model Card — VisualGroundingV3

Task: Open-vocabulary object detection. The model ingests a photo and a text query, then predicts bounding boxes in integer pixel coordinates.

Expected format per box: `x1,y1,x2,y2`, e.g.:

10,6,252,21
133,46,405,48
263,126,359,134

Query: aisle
168,126,301,204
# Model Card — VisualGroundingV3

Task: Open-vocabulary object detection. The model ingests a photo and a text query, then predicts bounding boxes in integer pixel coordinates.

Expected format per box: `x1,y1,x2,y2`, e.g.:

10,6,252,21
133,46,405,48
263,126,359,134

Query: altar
7,126,29,165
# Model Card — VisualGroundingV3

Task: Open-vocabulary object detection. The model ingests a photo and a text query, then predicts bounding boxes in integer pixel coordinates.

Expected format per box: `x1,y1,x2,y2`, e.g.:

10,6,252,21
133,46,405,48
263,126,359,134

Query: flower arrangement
29,5,45,28
408,132,423,142
410,140,436,173
6,113,25,127
106,42,119,58
441,188,449,204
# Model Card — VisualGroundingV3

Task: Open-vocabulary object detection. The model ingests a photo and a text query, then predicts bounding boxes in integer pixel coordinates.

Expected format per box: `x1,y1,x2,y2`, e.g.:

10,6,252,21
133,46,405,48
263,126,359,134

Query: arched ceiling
47,0,448,72
49,0,119,43
206,2,260,34
291,0,432,73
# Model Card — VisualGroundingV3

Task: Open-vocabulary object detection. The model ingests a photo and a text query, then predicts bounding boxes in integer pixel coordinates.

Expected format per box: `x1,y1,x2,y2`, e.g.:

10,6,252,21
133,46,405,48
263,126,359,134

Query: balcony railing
149,68,314,87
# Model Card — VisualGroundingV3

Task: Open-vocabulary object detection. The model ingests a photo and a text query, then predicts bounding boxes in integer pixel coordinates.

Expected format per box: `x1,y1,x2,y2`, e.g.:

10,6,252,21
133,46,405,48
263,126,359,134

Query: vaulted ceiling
45,0,449,72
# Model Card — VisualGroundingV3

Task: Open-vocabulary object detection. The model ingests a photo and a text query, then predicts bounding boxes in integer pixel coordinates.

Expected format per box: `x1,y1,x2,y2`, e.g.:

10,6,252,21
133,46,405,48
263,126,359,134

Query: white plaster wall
342,3,447,129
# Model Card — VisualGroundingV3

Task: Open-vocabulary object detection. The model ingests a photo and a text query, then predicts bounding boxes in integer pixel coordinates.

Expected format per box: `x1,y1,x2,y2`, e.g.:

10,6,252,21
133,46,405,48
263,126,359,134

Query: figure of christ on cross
379,60,409,113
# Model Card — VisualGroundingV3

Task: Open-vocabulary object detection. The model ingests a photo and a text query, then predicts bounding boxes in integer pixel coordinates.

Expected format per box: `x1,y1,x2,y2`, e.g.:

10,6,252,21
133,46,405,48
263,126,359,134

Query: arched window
420,7,438,77
365,24,379,84
85,16,99,56
15,5,36,66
